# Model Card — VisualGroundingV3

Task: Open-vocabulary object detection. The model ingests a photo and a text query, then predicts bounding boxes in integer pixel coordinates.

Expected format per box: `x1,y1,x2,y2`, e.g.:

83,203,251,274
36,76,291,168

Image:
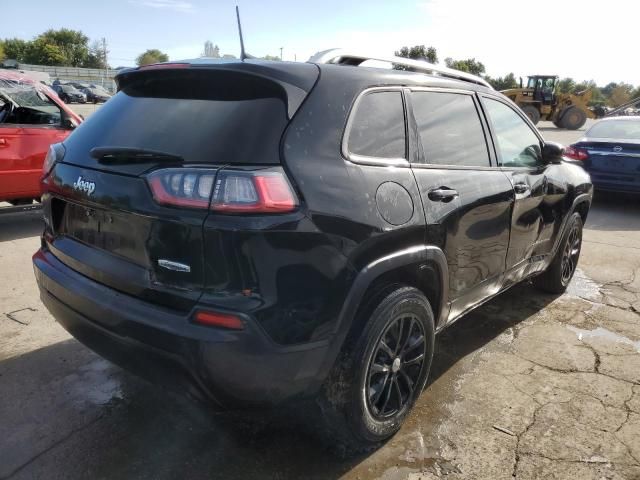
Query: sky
4,0,639,86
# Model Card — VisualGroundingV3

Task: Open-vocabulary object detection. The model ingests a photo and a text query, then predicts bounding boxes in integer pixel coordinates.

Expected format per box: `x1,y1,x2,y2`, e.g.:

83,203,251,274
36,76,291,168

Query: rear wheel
560,106,587,130
520,105,541,125
534,213,583,294
317,286,435,451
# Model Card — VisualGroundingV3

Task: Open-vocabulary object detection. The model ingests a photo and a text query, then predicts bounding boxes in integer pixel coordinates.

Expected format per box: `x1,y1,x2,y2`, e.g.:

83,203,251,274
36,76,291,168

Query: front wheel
534,213,583,293
317,286,435,450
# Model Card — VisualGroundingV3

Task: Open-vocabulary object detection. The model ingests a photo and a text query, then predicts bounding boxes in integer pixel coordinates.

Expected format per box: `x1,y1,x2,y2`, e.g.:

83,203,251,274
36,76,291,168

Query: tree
444,57,485,76
84,40,108,69
136,49,169,66
395,45,438,64
608,84,633,107
202,40,220,58
485,73,518,90
262,54,281,61
34,28,90,66
557,78,576,94
23,38,66,66
2,38,29,61
0,42,5,62
222,54,237,59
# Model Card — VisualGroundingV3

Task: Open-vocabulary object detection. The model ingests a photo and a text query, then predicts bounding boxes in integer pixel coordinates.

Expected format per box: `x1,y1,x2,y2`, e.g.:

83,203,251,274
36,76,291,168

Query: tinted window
63,70,289,164
586,119,640,140
411,91,490,167
348,91,406,159
484,98,542,168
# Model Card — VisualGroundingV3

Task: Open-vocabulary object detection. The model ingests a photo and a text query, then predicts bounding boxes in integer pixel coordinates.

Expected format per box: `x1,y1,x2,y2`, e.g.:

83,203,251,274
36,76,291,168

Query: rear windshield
586,120,640,140
64,69,289,164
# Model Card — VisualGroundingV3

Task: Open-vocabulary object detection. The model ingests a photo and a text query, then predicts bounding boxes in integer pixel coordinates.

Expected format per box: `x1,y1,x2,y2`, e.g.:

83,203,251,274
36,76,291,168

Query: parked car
0,70,82,206
82,86,111,103
33,52,592,450
565,116,640,194
52,84,87,104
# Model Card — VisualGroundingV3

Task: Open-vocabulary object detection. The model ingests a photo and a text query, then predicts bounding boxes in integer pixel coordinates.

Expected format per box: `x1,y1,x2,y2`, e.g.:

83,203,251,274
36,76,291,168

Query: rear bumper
33,247,332,408
587,171,640,194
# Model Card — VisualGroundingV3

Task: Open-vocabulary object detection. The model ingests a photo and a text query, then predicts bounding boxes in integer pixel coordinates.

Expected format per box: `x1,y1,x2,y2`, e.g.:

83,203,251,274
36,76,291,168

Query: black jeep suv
33,50,592,448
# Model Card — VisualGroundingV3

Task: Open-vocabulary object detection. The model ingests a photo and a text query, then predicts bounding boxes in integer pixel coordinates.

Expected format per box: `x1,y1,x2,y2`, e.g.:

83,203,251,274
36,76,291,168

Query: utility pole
280,47,283,61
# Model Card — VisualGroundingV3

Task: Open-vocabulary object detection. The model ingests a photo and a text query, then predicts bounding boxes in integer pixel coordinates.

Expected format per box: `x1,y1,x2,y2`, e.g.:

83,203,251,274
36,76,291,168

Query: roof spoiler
308,48,492,89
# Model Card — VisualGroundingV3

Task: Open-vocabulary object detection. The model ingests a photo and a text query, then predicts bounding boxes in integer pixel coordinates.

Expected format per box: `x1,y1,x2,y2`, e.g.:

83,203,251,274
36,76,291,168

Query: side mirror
542,141,564,164
63,117,78,130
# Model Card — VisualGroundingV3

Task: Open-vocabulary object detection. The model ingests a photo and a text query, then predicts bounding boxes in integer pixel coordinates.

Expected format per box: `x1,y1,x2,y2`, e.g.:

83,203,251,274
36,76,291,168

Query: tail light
564,146,589,161
146,167,298,213
194,310,244,330
43,143,66,177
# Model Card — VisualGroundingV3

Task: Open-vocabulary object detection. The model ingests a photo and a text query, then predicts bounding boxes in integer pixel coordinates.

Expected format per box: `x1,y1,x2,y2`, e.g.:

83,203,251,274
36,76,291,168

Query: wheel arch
333,246,449,354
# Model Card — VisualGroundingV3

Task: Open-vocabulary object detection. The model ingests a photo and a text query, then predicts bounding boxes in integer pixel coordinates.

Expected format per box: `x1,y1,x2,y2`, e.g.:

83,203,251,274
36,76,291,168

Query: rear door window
482,97,542,168
347,90,406,160
411,91,490,167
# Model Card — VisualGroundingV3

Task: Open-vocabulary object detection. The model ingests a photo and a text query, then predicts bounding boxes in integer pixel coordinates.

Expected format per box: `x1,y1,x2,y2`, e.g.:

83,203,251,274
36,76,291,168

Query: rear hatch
43,63,318,312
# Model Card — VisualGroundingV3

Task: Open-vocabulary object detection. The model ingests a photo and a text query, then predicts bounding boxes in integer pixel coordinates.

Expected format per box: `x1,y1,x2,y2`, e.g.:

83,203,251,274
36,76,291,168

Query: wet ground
2,123,640,479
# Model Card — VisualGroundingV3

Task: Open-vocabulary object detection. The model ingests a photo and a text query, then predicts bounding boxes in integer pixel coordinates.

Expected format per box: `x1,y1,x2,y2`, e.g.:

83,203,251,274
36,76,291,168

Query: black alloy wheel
366,313,426,419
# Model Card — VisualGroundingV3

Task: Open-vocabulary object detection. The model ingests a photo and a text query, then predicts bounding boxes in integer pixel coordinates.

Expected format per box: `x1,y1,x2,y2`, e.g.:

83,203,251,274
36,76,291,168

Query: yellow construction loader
501,75,595,130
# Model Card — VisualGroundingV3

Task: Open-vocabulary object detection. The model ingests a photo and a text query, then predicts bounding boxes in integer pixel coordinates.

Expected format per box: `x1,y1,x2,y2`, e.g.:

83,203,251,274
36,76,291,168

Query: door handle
0,138,7,147
428,187,459,202
514,183,530,194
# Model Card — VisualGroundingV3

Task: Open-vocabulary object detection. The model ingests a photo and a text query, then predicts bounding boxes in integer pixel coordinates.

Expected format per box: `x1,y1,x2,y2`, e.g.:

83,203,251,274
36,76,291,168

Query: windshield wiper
90,146,184,164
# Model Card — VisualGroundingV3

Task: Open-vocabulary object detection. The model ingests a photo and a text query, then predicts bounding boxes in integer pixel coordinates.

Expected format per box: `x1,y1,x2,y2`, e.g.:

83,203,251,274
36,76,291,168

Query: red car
0,70,83,208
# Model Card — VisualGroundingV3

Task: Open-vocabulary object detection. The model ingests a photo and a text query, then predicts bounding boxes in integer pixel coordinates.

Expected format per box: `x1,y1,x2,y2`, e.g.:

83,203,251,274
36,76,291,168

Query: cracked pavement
1,125,640,480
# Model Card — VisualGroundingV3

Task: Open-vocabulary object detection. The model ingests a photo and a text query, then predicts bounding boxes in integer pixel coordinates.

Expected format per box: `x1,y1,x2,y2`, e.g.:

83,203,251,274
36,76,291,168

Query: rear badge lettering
73,176,96,196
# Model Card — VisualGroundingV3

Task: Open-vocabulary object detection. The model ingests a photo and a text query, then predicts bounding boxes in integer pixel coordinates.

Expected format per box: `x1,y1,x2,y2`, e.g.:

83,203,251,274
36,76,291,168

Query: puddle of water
566,269,601,301
567,325,640,352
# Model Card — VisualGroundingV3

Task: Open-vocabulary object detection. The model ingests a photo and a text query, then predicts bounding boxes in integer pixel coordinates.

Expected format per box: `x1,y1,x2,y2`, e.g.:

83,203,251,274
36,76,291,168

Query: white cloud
130,0,194,13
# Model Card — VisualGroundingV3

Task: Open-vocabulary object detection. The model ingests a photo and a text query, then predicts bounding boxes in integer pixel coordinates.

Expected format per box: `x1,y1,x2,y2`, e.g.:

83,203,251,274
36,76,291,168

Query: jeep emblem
73,176,96,196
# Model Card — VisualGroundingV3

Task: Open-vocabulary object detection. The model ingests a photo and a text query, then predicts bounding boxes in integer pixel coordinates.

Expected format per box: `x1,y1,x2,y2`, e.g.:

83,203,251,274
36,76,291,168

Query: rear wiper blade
90,147,184,164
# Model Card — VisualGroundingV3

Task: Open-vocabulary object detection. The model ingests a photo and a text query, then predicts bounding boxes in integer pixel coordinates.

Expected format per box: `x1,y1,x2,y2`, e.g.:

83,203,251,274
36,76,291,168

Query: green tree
485,73,518,90
2,38,29,61
34,28,90,66
202,40,220,58
444,57,485,76
262,54,281,61
557,77,576,94
83,40,108,69
395,45,438,64
136,49,169,66
23,39,66,65
0,42,5,62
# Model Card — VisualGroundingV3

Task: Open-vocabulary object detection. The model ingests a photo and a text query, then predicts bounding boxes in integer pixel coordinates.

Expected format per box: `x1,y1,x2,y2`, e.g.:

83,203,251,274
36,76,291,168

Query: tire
520,105,541,125
533,213,583,294
316,286,435,451
560,106,587,130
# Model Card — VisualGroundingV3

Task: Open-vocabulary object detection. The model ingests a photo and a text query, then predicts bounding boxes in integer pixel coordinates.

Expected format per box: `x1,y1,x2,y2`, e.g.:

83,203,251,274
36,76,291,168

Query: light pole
280,47,283,61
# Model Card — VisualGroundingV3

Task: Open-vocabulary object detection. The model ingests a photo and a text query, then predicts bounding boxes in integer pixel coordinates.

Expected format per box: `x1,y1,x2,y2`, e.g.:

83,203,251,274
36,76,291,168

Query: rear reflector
564,146,589,161
194,311,244,330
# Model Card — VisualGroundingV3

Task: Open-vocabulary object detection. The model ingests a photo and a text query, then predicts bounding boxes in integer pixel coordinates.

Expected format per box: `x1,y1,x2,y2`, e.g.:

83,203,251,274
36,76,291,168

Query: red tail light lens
146,167,298,213
211,170,297,213
194,310,244,330
147,168,214,208
564,146,589,161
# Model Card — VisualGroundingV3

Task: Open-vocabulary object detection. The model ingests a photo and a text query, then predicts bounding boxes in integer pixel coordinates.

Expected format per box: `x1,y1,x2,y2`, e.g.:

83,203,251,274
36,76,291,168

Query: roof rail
308,48,493,89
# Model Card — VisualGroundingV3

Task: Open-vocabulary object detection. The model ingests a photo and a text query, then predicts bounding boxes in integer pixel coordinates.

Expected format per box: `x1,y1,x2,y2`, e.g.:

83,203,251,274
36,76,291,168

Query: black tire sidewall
347,287,435,444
